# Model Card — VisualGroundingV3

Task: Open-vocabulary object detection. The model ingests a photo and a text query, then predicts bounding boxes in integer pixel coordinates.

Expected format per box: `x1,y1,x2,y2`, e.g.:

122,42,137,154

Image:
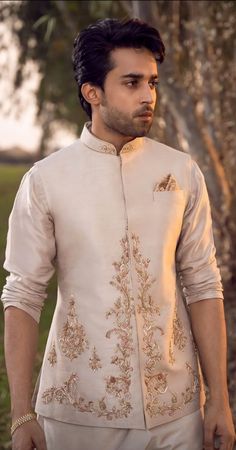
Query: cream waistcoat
1,123,223,429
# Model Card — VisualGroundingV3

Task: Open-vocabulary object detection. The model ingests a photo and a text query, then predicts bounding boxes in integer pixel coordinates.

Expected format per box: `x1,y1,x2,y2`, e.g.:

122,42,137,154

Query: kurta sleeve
1,165,56,323
176,159,224,305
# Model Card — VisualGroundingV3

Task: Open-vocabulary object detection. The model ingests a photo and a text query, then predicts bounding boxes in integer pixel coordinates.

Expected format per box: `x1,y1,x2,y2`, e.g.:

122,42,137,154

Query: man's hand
203,400,235,450
189,300,235,449
12,420,47,450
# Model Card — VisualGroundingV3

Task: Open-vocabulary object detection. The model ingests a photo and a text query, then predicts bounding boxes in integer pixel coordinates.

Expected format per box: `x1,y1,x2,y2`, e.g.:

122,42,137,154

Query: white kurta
1,122,223,430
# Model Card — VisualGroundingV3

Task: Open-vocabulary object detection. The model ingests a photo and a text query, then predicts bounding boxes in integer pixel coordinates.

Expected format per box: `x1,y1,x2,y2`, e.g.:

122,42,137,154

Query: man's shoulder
143,136,191,164
35,138,83,171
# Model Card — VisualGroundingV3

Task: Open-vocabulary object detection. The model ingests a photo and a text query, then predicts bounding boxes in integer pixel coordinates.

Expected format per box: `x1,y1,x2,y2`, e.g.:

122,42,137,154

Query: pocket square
153,174,180,192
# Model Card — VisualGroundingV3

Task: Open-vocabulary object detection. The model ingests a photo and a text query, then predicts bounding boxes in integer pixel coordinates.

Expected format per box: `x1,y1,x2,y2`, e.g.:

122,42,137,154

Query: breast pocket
153,190,186,231
153,190,185,203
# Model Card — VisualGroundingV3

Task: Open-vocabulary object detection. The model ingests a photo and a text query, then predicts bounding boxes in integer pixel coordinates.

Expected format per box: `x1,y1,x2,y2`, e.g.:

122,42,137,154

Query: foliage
0,0,127,156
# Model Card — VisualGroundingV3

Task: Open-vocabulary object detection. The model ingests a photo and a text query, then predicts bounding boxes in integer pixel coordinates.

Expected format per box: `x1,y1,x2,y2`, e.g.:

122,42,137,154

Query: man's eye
149,80,160,89
126,80,138,87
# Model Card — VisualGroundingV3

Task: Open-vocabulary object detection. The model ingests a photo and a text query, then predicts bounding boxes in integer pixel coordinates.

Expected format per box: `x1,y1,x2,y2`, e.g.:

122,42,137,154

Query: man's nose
140,85,156,104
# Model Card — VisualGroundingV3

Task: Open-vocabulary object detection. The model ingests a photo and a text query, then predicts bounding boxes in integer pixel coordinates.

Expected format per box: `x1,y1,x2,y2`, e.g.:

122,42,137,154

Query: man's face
98,47,159,138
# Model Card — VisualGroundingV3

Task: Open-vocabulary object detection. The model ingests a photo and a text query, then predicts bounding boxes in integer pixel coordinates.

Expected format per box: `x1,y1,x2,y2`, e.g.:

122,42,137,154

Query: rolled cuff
2,302,40,323
179,262,224,305
184,287,224,305
1,273,47,324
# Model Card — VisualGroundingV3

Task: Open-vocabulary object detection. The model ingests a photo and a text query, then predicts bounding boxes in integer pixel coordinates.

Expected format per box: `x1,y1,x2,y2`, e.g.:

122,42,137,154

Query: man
1,18,235,450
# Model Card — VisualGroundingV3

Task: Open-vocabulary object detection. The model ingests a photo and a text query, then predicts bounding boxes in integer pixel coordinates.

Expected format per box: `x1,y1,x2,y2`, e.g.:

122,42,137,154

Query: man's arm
1,167,56,448
189,298,235,450
4,306,47,450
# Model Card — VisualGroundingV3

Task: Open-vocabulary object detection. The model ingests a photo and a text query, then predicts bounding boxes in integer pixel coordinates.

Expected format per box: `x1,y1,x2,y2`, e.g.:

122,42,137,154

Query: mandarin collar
80,122,143,156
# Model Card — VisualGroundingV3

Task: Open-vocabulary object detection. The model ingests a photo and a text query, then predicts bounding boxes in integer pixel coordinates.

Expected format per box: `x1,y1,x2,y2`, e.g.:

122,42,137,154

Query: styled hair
72,18,165,118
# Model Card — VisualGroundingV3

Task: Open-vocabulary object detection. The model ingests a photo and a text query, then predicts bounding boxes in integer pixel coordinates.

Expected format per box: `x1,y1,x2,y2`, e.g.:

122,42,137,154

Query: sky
0,20,76,154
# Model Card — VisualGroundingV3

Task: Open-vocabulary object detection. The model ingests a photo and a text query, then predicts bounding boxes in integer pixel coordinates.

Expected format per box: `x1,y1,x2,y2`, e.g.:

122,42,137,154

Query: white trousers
38,408,203,450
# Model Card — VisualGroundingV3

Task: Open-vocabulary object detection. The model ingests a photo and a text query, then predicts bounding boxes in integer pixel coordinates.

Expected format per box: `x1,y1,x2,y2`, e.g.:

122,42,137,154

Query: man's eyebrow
120,73,159,80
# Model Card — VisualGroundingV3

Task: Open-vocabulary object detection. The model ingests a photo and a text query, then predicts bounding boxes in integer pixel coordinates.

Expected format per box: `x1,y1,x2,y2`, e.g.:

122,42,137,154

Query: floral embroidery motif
42,373,132,419
122,143,133,153
99,143,135,155
42,233,200,421
89,346,102,371
169,306,187,365
172,306,187,350
146,362,200,418
168,342,175,365
42,235,134,420
105,235,135,402
131,233,166,415
153,174,180,192
131,234,199,418
131,233,163,365
59,296,89,361
146,372,168,396
47,342,57,367
100,144,116,155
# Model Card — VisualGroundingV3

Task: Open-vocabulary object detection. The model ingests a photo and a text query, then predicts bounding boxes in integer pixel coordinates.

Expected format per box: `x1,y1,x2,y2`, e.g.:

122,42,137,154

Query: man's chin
134,123,153,137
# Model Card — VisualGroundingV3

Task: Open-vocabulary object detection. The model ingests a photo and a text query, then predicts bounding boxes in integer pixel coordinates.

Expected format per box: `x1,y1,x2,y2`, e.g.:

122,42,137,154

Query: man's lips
135,110,154,118
135,112,153,120
137,112,153,117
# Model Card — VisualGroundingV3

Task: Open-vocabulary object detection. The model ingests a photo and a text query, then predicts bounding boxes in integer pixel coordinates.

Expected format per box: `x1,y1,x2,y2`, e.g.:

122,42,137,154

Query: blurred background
0,1,235,448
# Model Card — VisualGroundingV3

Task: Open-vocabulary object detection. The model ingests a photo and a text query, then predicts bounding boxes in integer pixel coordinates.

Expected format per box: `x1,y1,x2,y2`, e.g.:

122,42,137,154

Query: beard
100,98,154,138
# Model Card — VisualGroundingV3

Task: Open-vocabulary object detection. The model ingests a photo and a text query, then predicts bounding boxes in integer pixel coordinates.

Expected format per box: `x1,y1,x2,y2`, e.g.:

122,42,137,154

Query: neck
90,120,134,155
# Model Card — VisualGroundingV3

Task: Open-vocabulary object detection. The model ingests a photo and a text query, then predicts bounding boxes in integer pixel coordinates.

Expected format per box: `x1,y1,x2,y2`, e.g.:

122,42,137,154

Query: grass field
0,164,57,449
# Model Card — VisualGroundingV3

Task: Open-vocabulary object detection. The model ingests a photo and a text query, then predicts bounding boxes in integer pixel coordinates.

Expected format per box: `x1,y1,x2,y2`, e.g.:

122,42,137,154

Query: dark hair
72,18,165,118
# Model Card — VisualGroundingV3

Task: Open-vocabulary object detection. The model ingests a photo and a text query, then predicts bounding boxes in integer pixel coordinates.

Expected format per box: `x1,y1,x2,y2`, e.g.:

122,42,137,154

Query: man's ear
81,83,102,107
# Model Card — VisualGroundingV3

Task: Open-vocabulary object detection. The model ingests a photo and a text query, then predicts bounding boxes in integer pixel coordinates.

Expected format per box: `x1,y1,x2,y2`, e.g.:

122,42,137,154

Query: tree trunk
127,0,235,282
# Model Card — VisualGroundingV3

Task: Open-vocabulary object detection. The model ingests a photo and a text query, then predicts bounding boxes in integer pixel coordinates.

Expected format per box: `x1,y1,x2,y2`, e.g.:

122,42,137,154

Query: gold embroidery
146,363,200,418
89,346,102,371
182,363,200,404
146,372,168,396
42,373,132,419
105,234,134,402
42,234,200,420
47,342,57,367
168,342,175,365
99,142,135,155
172,306,187,350
42,235,134,420
131,233,163,364
153,174,180,192
122,143,133,153
59,296,89,361
131,233,167,416
131,234,199,418
100,144,116,155
169,306,187,364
